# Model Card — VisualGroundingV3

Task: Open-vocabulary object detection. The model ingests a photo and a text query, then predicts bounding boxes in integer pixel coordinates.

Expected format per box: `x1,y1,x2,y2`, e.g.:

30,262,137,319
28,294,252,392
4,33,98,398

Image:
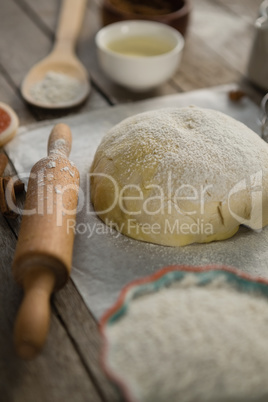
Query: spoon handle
54,0,87,52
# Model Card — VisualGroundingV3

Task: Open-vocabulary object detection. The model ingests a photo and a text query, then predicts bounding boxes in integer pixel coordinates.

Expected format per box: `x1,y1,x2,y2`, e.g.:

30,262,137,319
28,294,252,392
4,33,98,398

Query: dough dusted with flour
90,107,268,246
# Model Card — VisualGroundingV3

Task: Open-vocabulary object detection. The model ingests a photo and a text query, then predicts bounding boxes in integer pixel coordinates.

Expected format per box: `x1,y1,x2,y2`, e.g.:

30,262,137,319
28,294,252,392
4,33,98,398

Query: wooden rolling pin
12,123,80,359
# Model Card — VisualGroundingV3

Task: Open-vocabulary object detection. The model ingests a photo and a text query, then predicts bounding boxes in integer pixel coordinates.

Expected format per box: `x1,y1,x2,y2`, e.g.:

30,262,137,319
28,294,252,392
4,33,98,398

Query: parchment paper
6,84,267,319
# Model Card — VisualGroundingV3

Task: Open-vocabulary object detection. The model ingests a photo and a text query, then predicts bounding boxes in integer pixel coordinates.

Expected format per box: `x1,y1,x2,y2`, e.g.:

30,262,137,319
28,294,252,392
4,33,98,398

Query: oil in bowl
106,35,176,57
95,20,185,91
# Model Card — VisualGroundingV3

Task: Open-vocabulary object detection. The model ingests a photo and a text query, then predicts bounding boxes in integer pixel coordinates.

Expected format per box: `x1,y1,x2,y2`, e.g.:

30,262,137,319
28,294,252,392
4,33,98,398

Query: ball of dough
90,107,268,246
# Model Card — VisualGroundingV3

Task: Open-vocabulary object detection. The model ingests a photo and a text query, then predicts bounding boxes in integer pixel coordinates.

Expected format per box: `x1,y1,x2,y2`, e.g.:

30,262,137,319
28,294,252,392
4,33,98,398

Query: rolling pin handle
47,123,72,158
14,267,56,359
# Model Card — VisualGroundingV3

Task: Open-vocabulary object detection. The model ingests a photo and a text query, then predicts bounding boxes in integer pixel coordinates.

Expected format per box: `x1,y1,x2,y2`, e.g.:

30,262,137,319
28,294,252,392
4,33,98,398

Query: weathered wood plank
172,32,239,91
190,0,255,75
55,281,123,402
2,312,103,402
214,0,261,23
14,0,60,33
0,1,51,87
171,0,261,91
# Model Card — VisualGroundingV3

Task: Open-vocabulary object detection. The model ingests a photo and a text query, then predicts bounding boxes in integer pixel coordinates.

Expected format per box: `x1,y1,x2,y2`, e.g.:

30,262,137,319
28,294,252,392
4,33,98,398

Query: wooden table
0,0,264,401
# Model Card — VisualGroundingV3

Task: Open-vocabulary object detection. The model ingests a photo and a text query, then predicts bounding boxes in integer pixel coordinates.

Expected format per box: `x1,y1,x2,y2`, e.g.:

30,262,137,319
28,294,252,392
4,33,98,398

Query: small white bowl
95,20,184,92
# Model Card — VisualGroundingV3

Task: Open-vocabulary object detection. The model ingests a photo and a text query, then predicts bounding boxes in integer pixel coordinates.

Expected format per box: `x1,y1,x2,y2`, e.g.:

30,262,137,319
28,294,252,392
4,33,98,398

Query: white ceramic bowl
95,20,184,92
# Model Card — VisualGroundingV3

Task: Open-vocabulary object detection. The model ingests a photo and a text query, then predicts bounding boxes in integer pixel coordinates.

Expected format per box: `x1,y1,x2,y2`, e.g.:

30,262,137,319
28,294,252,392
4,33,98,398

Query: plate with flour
101,265,268,402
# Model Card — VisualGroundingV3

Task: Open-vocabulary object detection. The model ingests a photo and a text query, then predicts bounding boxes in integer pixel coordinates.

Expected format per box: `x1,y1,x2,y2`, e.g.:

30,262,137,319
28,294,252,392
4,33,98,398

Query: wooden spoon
21,0,90,109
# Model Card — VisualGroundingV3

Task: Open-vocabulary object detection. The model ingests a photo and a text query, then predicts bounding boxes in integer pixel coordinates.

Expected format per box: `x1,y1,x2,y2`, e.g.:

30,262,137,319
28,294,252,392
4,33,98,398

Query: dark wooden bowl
100,0,192,37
